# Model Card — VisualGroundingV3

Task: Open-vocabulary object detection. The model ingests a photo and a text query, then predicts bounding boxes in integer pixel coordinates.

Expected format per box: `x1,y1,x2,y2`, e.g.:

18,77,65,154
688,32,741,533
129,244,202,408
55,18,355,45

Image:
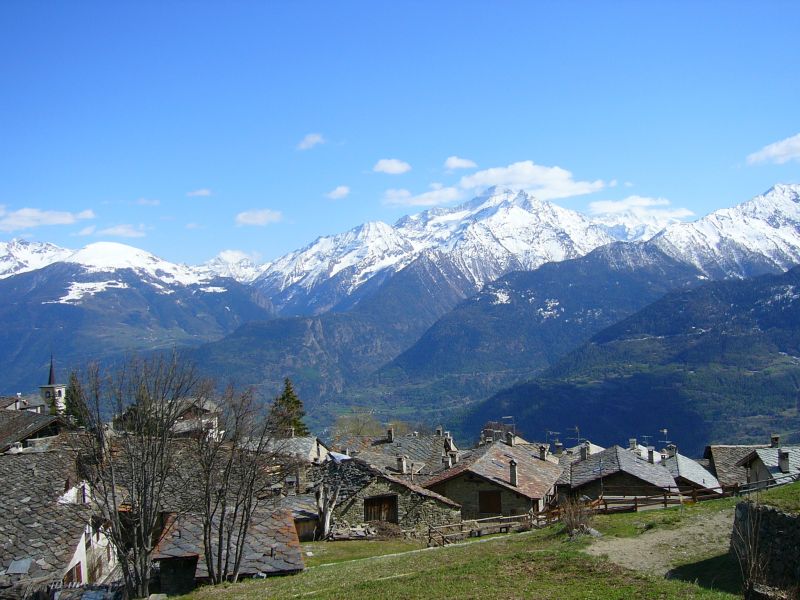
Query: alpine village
3,5,800,600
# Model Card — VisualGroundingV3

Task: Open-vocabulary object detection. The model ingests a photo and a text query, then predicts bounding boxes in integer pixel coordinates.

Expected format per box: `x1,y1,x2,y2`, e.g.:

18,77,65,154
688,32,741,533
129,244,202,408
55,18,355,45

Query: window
364,495,398,523
478,490,502,514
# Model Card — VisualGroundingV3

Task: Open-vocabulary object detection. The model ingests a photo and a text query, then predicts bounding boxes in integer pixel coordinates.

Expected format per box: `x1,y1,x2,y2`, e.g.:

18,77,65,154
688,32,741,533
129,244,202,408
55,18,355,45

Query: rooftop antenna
567,425,583,446
501,415,515,435
640,434,652,447
546,430,560,444
659,428,672,447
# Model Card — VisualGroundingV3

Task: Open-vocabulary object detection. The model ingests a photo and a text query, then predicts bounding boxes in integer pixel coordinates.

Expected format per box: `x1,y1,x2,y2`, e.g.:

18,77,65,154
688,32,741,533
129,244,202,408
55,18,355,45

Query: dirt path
584,508,734,577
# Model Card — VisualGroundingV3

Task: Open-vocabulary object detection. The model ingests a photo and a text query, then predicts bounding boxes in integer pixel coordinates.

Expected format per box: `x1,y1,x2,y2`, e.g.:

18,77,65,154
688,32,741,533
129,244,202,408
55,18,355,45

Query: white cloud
444,156,477,170
373,158,412,175
624,181,634,188
326,185,351,200
747,133,800,165
185,222,202,230
186,188,213,197
382,183,463,207
136,198,160,206
589,195,694,220
0,206,95,232
459,160,605,200
75,225,96,236
297,133,325,151
96,224,147,238
235,209,283,226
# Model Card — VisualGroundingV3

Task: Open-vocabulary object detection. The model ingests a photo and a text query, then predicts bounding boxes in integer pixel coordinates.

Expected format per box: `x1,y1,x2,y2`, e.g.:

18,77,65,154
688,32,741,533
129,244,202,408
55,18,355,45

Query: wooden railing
427,472,800,545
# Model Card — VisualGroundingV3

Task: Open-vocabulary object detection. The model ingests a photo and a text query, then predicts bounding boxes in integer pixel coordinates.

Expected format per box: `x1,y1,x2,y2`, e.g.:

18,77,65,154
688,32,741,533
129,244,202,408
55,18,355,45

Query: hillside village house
0,410,64,454
322,458,461,534
661,444,722,494
333,426,463,479
1,394,47,415
556,444,678,498
423,434,563,518
0,449,117,597
736,436,800,489
152,508,304,595
263,435,331,493
702,442,769,491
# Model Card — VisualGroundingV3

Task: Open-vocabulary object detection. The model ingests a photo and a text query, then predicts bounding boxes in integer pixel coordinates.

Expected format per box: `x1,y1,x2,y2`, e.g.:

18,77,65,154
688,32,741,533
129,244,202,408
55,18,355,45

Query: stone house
736,442,800,489
660,444,721,494
263,435,330,493
322,458,461,533
1,393,47,415
557,444,678,498
423,437,564,518
0,410,64,453
702,443,768,491
334,426,462,479
0,449,117,597
152,508,304,595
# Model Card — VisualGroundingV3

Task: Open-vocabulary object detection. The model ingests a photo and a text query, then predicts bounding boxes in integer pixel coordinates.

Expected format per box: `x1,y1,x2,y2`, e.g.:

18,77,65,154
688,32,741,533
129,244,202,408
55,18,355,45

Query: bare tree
71,352,207,599
313,456,346,539
190,385,291,584
731,500,768,599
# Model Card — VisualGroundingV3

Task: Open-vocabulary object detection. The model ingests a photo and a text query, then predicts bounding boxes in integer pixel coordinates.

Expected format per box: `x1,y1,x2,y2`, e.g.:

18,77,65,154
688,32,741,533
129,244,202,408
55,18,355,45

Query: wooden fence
426,472,800,546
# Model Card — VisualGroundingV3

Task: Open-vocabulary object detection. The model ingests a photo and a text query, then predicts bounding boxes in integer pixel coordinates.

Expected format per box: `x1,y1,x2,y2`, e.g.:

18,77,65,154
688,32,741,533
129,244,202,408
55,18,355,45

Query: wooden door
364,495,398,523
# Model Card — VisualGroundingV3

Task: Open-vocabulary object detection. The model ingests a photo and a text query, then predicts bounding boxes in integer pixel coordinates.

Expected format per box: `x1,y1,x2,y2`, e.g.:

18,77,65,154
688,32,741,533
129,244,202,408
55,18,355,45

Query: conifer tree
268,378,310,437
64,370,85,426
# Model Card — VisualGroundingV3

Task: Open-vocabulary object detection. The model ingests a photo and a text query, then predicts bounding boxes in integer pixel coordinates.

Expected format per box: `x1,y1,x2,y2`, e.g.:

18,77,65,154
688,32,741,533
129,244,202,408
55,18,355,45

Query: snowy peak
65,242,207,287
199,250,269,283
0,239,72,279
653,184,800,278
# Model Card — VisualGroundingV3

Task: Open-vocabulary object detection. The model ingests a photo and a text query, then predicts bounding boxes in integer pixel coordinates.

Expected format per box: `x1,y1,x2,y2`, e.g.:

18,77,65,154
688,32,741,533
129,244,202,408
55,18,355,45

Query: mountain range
2,183,800,447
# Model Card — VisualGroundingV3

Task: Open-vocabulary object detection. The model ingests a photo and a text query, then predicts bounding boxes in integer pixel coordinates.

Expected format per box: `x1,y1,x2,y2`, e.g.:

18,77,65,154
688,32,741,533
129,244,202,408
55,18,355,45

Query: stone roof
0,450,89,591
0,411,61,453
333,431,460,476
703,444,768,488
737,446,800,483
559,445,677,491
423,441,564,501
152,507,304,578
662,453,721,490
263,437,329,463
278,494,318,521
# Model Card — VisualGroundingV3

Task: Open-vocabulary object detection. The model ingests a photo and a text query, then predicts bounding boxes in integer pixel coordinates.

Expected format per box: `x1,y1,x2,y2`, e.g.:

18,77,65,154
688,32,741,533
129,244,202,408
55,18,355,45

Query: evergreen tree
64,370,86,426
268,378,310,437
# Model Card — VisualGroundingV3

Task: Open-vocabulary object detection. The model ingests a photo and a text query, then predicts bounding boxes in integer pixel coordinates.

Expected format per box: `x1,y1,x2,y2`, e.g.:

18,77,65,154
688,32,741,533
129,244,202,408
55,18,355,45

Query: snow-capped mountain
652,184,800,278
254,187,616,315
0,239,72,279
198,250,270,283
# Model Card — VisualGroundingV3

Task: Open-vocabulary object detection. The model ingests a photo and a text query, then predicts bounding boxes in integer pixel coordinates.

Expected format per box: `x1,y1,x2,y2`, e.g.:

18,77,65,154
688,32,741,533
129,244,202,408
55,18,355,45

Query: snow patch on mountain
43,280,130,304
199,250,269,283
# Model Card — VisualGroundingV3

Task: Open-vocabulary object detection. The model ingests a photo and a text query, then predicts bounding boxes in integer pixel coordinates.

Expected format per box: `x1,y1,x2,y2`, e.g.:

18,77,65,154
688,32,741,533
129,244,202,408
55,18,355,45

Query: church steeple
40,355,66,415
48,354,56,386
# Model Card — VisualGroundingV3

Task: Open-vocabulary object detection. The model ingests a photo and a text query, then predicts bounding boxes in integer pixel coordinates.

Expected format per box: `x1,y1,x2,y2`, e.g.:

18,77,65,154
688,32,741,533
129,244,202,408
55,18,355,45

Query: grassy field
181,483,800,600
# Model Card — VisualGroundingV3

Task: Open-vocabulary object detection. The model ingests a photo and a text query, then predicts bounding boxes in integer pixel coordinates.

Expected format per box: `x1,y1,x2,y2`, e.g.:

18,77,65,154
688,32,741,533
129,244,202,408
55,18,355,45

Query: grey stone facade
731,501,800,590
427,473,537,519
335,477,461,532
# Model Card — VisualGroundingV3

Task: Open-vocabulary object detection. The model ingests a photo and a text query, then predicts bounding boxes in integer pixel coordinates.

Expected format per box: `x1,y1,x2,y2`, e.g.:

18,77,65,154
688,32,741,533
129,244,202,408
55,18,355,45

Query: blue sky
1,1,799,264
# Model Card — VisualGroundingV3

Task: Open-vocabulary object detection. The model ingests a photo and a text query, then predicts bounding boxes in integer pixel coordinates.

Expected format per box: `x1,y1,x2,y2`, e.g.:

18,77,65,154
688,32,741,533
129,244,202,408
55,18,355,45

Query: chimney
444,431,451,440
506,430,515,447
666,444,677,458
554,440,563,456
289,427,295,438
397,455,408,474
509,459,518,486
449,451,458,464
779,450,790,474
580,441,590,461
647,446,655,464
442,454,452,469
771,434,780,448
435,425,443,437
387,427,394,443
629,438,637,451
538,445,548,461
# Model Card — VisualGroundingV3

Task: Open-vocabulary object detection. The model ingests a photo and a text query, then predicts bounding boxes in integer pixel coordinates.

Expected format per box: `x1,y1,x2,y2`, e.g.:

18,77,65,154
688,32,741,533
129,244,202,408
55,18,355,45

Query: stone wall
427,473,535,519
730,501,800,590
335,478,461,532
